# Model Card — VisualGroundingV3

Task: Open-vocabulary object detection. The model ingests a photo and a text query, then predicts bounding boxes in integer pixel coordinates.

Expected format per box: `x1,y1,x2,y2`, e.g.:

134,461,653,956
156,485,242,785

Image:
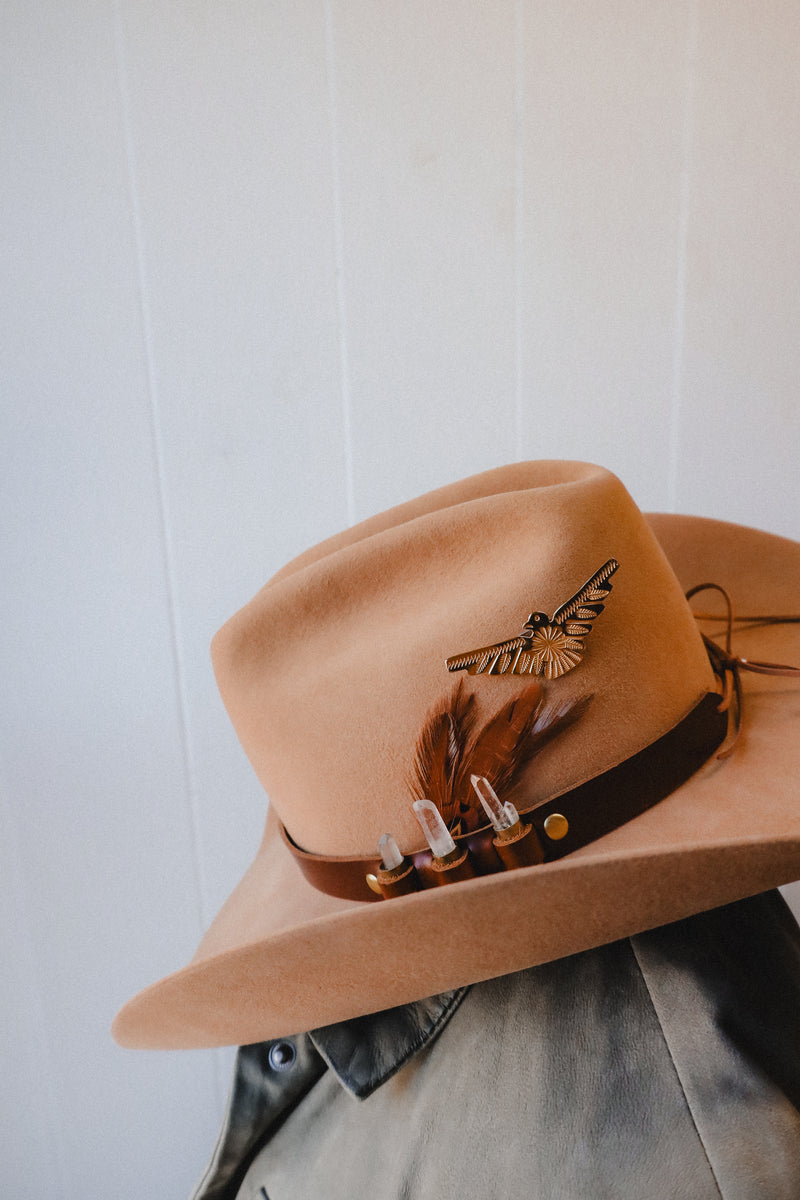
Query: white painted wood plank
676,0,800,537
0,780,66,1195
1,2,221,1195
117,0,347,930
330,0,519,518
518,1,693,511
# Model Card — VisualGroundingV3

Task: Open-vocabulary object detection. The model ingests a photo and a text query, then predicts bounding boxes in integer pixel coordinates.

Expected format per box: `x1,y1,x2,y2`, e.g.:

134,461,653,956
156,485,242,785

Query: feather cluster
411,680,592,833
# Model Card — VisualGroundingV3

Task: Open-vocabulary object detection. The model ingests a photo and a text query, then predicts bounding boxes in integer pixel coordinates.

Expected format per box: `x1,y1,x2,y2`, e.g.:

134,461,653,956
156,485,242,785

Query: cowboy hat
112,461,800,1049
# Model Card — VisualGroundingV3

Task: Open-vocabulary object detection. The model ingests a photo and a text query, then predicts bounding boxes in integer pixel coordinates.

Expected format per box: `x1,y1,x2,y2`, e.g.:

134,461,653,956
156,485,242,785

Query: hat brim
112,514,800,1049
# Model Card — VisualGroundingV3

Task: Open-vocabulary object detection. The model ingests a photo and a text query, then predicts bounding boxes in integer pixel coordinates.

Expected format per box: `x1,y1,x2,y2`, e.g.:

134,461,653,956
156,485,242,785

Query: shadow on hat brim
112,514,800,1049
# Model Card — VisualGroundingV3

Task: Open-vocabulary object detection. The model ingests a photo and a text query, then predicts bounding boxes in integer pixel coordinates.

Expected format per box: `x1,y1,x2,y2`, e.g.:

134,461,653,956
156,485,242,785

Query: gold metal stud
365,872,382,895
543,813,569,841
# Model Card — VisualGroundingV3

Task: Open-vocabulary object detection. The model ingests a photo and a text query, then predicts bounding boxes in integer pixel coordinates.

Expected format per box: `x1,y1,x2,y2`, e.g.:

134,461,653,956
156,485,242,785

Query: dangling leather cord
686,583,800,758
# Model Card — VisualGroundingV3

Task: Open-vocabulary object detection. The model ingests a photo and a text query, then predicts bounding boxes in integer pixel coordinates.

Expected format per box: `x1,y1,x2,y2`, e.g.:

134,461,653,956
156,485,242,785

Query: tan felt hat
112,461,800,1049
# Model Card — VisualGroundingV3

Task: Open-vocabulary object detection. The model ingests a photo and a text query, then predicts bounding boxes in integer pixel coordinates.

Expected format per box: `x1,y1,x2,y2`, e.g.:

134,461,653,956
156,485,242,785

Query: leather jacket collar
311,986,468,1098
190,988,467,1199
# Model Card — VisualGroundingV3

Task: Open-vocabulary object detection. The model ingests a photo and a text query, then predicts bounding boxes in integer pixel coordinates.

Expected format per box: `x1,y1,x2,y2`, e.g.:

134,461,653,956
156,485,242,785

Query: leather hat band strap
281,690,729,903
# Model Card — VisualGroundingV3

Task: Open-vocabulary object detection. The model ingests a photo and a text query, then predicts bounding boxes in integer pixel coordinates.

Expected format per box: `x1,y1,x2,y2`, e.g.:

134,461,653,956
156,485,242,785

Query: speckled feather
411,680,476,816
412,682,593,833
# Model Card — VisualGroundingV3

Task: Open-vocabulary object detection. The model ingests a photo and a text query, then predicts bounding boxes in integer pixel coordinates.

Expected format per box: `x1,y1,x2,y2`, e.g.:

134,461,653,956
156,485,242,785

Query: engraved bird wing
445,635,528,676
550,558,619,635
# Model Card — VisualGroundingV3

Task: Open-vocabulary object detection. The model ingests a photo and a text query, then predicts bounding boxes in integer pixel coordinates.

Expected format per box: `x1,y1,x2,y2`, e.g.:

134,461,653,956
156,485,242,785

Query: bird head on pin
521,612,548,636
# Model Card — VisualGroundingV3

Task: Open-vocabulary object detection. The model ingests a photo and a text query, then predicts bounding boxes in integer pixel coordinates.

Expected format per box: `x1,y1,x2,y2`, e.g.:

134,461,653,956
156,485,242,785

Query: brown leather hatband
280,691,729,903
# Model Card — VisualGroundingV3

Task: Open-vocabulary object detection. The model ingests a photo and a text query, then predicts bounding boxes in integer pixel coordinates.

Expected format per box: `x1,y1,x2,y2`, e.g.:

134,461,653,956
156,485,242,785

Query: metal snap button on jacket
267,1041,296,1072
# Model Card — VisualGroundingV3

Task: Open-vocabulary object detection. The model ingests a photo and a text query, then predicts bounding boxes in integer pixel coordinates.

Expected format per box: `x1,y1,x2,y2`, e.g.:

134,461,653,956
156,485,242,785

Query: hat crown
213,462,714,857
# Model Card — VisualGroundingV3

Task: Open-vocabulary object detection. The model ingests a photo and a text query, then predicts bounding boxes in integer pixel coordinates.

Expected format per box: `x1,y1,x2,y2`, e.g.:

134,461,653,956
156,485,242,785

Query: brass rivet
365,872,382,895
543,813,569,841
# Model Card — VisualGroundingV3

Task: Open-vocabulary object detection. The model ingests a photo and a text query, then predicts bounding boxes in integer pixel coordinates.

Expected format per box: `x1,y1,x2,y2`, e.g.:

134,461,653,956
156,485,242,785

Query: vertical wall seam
513,0,526,459
112,0,208,931
668,0,698,511
0,763,69,1195
112,3,227,1107
323,0,357,526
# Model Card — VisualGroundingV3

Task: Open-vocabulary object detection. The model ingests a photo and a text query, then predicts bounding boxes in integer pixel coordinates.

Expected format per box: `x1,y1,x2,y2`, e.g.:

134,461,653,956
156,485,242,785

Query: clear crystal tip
378,832,404,871
412,798,457,859
470,774,519,832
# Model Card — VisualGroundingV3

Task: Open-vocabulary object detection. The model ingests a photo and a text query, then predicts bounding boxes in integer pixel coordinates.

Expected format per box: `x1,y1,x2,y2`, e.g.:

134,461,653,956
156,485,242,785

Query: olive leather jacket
191,891,800,1200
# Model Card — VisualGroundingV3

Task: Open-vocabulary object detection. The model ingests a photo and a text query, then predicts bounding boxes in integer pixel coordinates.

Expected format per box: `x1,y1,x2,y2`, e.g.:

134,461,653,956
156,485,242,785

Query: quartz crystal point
470,774,519,832
378,832,404,871
412,798,457,859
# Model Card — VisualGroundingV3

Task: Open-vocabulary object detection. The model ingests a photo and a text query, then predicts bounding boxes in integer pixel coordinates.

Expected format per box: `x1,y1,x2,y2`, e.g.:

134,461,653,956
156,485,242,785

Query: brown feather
451,683,542,829
490,692,593,798
454,688,593,831
410,681,593,834
411,680,476,818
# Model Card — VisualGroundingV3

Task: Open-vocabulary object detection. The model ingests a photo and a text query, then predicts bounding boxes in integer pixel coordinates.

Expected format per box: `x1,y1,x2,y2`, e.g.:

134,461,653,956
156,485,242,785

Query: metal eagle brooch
446,558,619,680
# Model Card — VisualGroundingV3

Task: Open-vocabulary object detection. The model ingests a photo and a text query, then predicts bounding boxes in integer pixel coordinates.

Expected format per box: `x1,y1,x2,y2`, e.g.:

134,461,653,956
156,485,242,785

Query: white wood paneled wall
3,2,800,1195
